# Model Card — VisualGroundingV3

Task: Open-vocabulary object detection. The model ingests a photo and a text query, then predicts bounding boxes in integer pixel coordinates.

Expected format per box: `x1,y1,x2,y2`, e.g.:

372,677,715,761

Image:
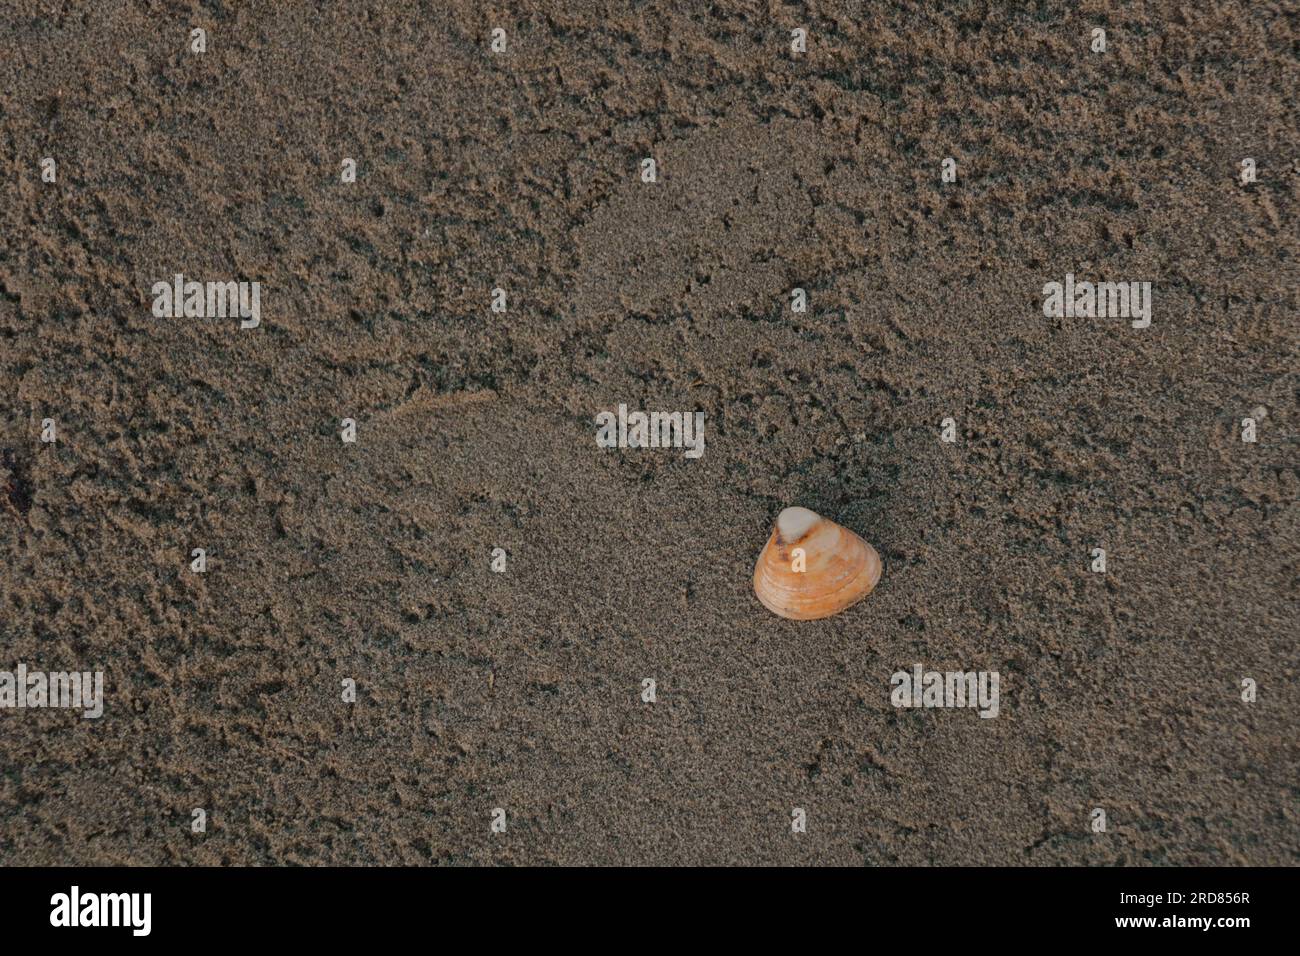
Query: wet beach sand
0,2,1297,865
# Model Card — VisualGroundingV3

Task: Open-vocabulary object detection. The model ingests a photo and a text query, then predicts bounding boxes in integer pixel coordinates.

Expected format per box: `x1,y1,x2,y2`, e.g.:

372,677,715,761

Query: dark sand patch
0,2,1296,864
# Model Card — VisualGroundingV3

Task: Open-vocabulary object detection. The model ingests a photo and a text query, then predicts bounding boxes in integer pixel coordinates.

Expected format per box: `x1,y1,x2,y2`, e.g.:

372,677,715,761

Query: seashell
753,506,882,620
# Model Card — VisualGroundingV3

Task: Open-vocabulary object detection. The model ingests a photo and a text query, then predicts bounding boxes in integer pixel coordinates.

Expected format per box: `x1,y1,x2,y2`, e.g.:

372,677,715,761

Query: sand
0,2,1296,865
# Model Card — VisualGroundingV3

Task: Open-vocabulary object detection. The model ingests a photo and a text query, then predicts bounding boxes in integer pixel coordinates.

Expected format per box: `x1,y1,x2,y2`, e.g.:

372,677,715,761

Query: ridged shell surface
753,507,882,620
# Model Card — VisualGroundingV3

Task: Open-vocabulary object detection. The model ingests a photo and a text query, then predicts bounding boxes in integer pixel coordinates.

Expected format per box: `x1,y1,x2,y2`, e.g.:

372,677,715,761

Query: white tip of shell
776,506,820,541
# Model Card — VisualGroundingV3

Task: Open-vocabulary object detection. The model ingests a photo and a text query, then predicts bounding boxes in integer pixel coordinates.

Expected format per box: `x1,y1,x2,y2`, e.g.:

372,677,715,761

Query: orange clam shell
753,507,882,620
